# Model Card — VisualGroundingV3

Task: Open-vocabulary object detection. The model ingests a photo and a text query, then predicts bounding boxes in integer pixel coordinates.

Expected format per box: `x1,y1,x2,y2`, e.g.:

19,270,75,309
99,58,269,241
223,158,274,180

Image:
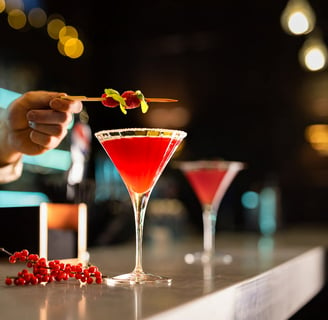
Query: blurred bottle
67,109,93,204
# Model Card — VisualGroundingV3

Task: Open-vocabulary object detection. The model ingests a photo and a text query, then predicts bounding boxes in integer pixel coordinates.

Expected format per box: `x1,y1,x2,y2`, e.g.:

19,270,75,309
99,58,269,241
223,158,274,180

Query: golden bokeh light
59,25,78,44
57,40,66,56
305,124,328,155
64,38,84,59
28,7,47,28
3,4,85,59
47,17,65,40
7,8,26,30
0,0,6,13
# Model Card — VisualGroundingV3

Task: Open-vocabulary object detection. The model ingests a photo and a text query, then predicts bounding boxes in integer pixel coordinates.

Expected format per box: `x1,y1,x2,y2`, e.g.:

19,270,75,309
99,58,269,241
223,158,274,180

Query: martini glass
95,128,187,285
176,160,244,264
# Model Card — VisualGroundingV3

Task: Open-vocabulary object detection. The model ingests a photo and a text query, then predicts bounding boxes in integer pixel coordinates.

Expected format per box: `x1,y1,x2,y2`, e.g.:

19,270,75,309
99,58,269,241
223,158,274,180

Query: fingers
29,128,68,150
26,109,73,126
50,96,83,114
26,109,72,150
28,121,66,137
18,91,83,114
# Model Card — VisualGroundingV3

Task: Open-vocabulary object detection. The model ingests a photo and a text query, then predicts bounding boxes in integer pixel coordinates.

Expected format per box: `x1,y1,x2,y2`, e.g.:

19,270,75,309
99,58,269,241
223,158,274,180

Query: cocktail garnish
102,89,149,114
61,88,178,114
102,88,128,114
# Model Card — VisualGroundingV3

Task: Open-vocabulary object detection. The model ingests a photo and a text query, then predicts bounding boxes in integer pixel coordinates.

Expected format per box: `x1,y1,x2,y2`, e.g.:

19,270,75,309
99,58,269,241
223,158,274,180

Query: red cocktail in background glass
176,160,244,264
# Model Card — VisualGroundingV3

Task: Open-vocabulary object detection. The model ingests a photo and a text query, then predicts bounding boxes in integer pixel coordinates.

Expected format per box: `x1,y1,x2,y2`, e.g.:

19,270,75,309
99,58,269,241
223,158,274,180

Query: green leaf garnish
104,88,127,114
135,90,149,113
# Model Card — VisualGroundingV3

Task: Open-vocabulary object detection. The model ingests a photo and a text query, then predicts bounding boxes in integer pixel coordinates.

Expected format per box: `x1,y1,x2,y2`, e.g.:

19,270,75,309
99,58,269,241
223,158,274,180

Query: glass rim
95,128,187,139
173,160,245,171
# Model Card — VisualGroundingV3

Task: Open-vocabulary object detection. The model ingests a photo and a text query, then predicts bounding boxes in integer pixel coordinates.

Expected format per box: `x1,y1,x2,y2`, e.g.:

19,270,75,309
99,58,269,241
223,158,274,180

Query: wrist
0,110,22,167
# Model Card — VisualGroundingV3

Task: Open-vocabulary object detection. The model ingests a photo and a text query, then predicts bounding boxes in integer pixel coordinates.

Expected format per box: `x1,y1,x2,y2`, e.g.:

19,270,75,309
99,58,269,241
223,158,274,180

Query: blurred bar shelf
0,226,326,319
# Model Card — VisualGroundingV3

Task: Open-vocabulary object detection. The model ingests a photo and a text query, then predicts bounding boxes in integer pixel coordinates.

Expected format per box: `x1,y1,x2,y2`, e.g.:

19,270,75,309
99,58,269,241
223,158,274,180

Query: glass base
105,271,172,286
184,251,233,265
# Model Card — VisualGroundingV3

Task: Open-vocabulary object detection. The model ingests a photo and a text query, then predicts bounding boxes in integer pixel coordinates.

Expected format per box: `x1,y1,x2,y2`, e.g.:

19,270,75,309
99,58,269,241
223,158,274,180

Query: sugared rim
95,128,187,139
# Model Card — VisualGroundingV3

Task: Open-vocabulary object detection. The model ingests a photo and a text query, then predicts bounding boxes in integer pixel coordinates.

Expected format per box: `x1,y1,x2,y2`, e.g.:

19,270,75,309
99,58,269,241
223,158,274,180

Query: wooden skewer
145,98,178,103
61,96,178,103
61,96,104,101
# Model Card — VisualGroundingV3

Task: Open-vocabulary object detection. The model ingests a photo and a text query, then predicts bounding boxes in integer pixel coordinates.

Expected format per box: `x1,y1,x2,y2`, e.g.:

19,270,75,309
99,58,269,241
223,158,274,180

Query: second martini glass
95,128,187,285
176,160,244,264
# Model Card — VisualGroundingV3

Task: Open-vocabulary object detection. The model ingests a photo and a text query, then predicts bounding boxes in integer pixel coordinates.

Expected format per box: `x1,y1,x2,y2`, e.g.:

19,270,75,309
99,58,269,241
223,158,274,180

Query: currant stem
0,248,13,256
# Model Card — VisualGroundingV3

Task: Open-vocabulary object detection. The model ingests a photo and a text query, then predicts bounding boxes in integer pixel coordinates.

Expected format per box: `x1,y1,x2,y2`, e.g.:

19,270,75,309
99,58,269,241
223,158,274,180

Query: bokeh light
2,3,84,59
28,7,47,28
281,0,316,35
59,25,78,44
64,38,84,59
287,11,310,35
0,0,6,13
299,35,328,72
47,16,65,40
304,48,326,71
305,124,328,155
7,8,26,29
241,191,259,209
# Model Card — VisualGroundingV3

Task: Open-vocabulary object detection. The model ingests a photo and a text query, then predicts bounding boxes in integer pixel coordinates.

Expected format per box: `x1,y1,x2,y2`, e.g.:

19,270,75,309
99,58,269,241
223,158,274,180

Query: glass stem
202,204,217,257
129,190,150,274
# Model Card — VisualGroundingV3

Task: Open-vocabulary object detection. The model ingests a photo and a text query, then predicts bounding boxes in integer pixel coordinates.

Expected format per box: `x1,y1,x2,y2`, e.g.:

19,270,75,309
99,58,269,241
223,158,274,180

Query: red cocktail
183,169,227,205
95,128,187,284
176,160,244,264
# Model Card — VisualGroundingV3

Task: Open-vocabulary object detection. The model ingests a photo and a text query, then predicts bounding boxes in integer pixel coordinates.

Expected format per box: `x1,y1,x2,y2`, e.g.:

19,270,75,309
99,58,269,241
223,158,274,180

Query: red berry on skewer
121,90,141,109
101,93,119,108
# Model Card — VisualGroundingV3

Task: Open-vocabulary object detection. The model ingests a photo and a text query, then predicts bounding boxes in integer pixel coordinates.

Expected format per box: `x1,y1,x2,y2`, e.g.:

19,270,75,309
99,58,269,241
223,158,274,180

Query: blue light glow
241,191,259,209
23,149,72,171
0,191,49,207
0,88,21,109
24,0,41,11
259,187,277,236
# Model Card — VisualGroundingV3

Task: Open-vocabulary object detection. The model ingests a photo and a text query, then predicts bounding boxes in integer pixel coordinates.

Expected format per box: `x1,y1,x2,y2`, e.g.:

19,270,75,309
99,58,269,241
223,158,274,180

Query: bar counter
0,226,326,320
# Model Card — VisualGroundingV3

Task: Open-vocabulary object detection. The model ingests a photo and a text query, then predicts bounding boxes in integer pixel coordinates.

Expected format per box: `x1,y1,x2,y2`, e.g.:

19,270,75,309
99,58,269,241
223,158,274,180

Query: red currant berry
13,251,21,259
5,277,12,285
21,249,29,257
15,278,25,286
121,91,141,109
30,276,38,285
75,273,82,280
9,256,16,264
101,93,119,108
75,265,82,273
88,266,97,273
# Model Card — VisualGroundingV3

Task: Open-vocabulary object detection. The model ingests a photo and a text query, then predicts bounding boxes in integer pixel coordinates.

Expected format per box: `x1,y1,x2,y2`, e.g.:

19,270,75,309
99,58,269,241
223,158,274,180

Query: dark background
2,0,328,227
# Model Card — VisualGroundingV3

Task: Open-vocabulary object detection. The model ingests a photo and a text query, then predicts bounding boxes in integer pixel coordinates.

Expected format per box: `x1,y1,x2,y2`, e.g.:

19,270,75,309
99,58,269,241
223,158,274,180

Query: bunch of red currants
1,248,103,286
